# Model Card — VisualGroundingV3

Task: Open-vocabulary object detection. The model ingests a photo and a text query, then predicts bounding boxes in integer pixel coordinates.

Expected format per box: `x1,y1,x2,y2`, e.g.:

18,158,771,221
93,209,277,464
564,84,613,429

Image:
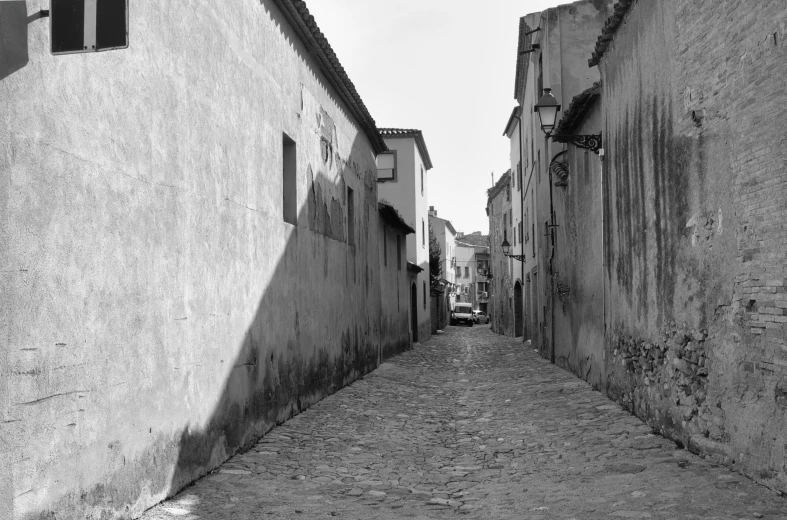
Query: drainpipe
518,113,525,341
547,135,558,364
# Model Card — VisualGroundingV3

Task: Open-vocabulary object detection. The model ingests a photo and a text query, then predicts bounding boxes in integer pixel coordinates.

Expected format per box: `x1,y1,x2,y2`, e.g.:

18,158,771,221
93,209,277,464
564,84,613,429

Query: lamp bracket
551,133,602,154
503,253,528,263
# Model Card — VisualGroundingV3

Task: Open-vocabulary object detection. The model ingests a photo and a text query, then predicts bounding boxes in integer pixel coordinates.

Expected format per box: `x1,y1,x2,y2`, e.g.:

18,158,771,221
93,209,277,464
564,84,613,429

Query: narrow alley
143,327,786,520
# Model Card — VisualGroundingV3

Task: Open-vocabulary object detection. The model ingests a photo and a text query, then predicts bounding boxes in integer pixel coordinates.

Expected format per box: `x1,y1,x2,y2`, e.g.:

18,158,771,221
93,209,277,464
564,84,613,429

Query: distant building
455,239,490,313
377,128,433,343
487,170,515,336
429,206,457,322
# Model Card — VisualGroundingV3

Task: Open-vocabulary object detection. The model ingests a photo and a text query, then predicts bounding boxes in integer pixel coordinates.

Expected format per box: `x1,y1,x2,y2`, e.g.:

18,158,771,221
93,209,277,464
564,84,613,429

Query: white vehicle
451,303,474,326
473,310,489,324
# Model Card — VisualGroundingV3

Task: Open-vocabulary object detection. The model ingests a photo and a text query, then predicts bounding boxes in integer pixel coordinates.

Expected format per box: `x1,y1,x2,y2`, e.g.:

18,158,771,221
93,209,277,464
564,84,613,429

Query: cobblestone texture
142,327,787,519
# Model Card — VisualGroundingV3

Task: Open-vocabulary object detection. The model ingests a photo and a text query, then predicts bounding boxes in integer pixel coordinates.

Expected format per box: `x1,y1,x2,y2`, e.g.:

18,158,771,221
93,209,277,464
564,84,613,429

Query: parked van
451,303,474,326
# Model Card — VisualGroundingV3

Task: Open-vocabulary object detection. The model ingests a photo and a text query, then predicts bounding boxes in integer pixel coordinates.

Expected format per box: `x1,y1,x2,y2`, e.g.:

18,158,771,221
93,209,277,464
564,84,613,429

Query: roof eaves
588,0,638,67
555,82,602,135
378,128,433,170
486,170,511,201
379,203,415,234
272,0,387,155
407,261,424,274
503,106,523,136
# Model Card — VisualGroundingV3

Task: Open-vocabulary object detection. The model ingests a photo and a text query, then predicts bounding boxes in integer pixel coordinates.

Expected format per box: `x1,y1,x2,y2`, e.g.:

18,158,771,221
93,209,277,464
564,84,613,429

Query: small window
282,133,297,225
377,151,396,181
51,0,129,55
347,187,355,247
464,266,469,278
397,235,402,270
423,281,427,309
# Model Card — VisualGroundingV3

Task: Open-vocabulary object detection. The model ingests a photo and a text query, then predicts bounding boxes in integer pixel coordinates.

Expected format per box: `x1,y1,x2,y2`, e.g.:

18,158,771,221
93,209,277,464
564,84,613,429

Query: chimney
428,206,436,217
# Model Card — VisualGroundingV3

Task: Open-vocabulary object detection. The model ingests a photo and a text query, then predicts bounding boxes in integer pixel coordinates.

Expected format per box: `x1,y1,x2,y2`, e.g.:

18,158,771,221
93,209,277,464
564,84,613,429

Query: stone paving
142,325,787,520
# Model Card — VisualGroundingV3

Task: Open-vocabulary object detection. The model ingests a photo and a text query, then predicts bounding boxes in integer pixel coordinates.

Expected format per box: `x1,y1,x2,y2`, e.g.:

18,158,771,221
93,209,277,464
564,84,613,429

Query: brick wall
599,0,787,493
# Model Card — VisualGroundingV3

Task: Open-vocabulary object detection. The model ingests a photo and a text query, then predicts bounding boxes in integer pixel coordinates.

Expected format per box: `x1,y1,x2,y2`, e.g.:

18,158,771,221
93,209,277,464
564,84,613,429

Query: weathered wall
379,222,411,361
0,1,387,518
600,0,787,493
530,0,608,362
487,178,514,337
552,101,606,389
378,138,431,344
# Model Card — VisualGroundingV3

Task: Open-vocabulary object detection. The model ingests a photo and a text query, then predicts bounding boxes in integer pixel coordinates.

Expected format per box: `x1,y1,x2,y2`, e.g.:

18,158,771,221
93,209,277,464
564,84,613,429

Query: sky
306,0,565,235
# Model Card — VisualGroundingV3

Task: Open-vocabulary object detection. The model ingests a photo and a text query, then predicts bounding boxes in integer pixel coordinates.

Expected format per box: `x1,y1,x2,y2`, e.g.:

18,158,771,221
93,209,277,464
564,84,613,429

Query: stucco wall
0,1,388,518
379,221,411,360
488,182,514,337
600,0,787,493
378,137,430,343
528,0,608,362
551,101,606,388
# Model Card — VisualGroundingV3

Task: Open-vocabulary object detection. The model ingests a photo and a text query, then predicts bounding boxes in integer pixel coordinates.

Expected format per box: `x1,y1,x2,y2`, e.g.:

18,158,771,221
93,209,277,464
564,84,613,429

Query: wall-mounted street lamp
500,239,528,262
534,87,602,154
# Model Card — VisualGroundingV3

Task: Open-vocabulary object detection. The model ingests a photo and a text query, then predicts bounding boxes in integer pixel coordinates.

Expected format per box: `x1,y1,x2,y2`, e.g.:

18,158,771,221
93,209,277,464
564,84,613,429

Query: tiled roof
487,170,511,201
272,0,387,154
554,82,601,135
514,18,534,101
379,203,415,234
378,128,434,170
588,0,638,67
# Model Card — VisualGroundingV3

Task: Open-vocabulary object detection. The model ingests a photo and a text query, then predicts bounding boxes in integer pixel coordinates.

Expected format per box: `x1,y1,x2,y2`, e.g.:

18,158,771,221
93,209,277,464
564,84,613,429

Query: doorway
514,281,523,337
411,283,419,343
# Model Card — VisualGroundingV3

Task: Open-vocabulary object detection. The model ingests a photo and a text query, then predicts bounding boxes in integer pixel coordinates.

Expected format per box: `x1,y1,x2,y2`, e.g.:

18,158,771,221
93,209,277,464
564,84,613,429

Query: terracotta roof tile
378,128,433,170
588,0,637,67
555,82,601,135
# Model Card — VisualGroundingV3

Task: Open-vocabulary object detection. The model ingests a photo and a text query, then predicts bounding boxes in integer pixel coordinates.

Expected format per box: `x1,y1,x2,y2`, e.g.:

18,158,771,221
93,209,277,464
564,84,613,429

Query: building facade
511,0,787,496
0,1,406,517
378,129,433,343
378,203,416,361
514,1,610,359
487,171,515,336
429,207,457,322
591,0,787,495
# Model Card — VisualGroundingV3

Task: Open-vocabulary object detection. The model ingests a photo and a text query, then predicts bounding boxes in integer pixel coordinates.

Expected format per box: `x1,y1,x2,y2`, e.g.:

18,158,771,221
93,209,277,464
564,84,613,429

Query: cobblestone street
143,326,787,520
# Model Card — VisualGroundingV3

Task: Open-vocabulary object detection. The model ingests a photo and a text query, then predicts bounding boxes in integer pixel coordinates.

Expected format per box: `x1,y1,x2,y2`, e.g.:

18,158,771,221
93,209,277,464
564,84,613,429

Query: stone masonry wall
600,0,787,493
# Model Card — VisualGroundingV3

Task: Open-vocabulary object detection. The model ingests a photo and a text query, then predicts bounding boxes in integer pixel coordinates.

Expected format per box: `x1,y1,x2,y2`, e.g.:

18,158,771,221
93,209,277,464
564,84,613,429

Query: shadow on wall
161,6,385,504
0,2,32,82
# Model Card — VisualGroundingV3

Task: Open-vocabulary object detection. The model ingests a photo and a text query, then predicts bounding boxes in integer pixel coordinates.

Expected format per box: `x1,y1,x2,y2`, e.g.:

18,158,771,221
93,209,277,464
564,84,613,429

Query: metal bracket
551,133,602,154
504,253,528,262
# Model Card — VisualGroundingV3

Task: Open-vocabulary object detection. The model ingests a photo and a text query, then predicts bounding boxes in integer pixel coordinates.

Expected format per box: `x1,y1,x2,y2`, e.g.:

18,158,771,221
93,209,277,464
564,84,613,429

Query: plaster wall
488,180,514,336
600,0,787,493
379,222,411,361
551,102,606,389
429,215,456,289
378,137,430,343
0,1,388,517
527,0,608,361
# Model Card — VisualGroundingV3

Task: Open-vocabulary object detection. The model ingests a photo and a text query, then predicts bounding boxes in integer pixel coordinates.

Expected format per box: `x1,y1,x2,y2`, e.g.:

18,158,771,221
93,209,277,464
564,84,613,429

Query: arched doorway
410,283,419,343
514,281,523,338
